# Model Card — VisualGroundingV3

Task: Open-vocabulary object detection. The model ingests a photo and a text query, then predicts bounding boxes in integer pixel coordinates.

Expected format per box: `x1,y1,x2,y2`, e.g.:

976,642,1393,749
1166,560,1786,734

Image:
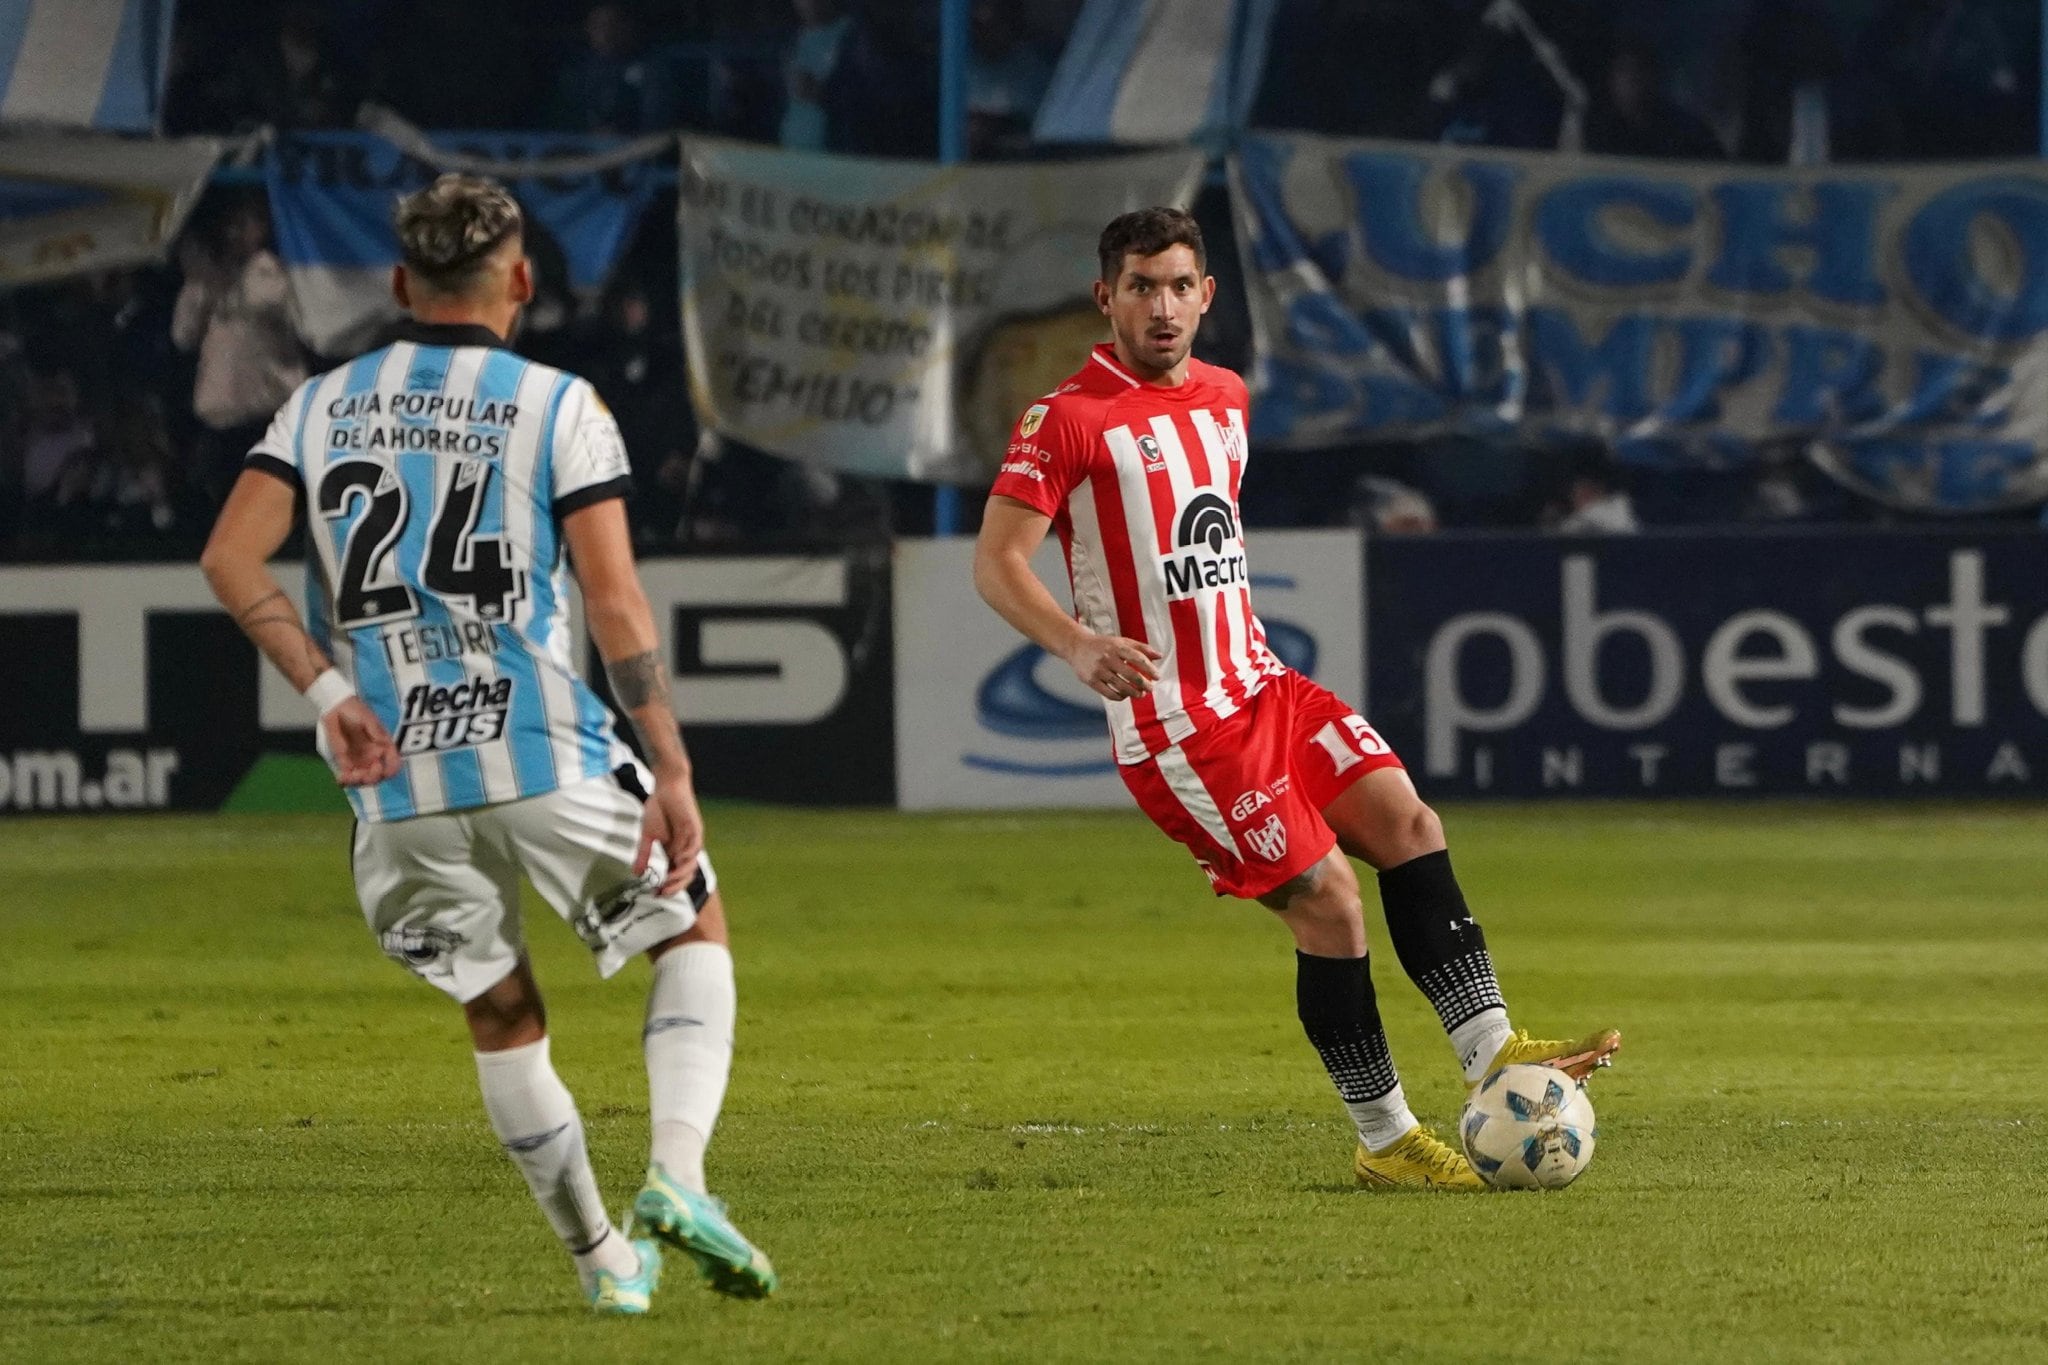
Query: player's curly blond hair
394,173,524,294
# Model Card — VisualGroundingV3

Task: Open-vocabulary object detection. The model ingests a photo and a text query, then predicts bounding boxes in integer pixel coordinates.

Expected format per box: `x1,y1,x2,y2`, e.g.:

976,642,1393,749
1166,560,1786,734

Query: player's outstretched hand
1064,632,1164,702
635,772,705,897
324,698,401,788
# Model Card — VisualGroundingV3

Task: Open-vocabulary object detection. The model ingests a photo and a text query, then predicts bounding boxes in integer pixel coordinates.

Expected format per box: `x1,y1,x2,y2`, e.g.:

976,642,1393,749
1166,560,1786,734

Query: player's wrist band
304,669,356,718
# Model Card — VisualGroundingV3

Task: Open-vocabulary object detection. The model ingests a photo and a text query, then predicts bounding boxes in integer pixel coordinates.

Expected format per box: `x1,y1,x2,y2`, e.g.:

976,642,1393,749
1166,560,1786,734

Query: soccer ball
1460,1064,1597,1190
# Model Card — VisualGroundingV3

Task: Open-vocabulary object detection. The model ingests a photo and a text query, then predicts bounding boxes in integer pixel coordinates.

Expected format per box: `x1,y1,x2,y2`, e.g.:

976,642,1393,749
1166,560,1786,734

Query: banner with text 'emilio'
1365,530,2048,798
678,138,1203,484
1233,135,2048,512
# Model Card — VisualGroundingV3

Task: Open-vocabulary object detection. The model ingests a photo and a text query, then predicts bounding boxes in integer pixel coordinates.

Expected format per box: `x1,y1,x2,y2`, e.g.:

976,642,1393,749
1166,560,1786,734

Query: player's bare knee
1360,796,1445,870
1396,801,1446,861
652,892,728,956
464,961,547,1051
1262,855,1367,956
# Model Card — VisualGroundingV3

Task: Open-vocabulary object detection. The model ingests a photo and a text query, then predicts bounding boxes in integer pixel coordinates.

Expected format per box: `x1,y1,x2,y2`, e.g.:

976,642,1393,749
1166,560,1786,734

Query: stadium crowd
0,0,2039,561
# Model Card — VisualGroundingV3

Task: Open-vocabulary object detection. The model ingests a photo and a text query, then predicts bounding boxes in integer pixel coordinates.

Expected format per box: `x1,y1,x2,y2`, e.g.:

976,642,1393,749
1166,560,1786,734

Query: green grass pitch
4,802,2047,1362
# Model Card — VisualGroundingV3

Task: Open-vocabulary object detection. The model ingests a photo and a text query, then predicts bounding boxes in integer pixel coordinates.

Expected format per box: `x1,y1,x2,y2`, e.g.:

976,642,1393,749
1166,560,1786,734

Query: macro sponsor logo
0,748,179,811
396,676,514,755
1161,493,1247,599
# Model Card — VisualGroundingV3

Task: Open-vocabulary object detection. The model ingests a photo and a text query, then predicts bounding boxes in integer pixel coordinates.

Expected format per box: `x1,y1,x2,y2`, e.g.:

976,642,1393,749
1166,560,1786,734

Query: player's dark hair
394,173,525,295
1097,206,1205,283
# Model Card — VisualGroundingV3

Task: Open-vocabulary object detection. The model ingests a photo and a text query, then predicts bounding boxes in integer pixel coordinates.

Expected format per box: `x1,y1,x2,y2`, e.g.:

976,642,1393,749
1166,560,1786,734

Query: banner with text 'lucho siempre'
676,138,1204,484
1232,134,2048,512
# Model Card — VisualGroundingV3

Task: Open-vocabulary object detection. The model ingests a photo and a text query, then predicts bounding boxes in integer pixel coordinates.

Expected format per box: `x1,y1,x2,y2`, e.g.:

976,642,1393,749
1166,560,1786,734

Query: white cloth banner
0,129,220,285
678,137,1204,483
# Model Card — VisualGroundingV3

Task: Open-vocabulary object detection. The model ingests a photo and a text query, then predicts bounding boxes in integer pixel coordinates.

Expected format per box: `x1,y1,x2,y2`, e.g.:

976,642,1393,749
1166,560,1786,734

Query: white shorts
351,767,716,1003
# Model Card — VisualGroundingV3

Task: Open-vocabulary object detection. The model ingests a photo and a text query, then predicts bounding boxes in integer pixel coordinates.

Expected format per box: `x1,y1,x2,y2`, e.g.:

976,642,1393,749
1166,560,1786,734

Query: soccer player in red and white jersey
974,207,1621,1190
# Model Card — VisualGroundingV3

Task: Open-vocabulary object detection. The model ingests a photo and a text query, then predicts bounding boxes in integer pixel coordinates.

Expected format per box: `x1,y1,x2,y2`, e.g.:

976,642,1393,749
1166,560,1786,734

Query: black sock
1377,849,1505,1033
1294,951,1399,1104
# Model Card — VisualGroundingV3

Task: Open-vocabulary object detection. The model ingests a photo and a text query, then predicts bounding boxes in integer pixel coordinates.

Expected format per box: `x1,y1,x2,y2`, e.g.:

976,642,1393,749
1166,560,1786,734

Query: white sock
474,1037,636,1282
1451,1007,1514,1085
645,942,736,1194
1347,1082,1420,1154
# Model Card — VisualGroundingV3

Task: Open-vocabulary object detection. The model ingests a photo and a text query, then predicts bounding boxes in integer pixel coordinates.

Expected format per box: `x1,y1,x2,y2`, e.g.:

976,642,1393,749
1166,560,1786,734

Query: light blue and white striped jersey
248,322,633,823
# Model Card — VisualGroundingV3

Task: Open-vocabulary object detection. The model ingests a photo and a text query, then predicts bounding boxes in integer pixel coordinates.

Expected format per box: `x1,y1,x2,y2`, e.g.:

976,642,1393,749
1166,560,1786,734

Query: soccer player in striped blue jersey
201,174,774,1314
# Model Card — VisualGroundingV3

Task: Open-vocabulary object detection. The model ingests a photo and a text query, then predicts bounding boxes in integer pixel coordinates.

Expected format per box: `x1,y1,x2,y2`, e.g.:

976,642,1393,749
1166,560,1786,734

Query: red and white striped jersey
990,343,1287,765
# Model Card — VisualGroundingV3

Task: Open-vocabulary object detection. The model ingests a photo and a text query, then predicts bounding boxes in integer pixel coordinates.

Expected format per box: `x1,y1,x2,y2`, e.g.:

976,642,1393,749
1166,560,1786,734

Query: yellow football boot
1353,1125,1487,1191
1471,1027,1622,1094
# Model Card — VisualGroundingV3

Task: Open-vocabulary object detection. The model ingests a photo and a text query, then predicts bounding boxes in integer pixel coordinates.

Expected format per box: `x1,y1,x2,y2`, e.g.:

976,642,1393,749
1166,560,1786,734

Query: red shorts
1119,671,1404,900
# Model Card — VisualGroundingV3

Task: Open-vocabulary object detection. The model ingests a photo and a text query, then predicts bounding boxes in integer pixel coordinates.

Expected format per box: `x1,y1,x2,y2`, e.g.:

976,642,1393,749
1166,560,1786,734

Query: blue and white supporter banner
265,123,664,357
1033,0,1277,147
678,138,1203,482
1366,529,2048,798
0,0,173,132
1233,135,2048,512
0,129,219,283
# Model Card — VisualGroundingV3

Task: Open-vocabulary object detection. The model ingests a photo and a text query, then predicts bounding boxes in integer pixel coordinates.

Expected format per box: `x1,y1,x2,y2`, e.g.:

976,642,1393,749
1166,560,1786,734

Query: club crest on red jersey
1218,418,1246,462
1245,813,1288,862
1137,433,1166,469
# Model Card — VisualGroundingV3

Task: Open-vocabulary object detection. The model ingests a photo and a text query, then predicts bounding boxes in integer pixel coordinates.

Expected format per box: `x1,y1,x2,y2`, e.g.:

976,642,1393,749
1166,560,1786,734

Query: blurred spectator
579,273,695,544
1584,41,1724,159
1253,0,1461,139
548,3,687,134
1429,0,1595,150
1842,0,2031,158
161,21,261,134
781,0,855,150
16,368,99,554
1355,476,1440,534
825,2,939,157
256,7,364,130
1548,447,1639,534
366,0,540,129
55,398,181,550
1735,0,1841,163
171,198,306,503
966,0,1053,158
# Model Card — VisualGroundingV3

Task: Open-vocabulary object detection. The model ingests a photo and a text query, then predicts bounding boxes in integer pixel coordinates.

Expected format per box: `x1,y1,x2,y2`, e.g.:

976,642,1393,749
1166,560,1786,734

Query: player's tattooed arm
606,649,691,776
203,464,336,692
228,587,333,689
607,648,666,709
228,589,331,683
